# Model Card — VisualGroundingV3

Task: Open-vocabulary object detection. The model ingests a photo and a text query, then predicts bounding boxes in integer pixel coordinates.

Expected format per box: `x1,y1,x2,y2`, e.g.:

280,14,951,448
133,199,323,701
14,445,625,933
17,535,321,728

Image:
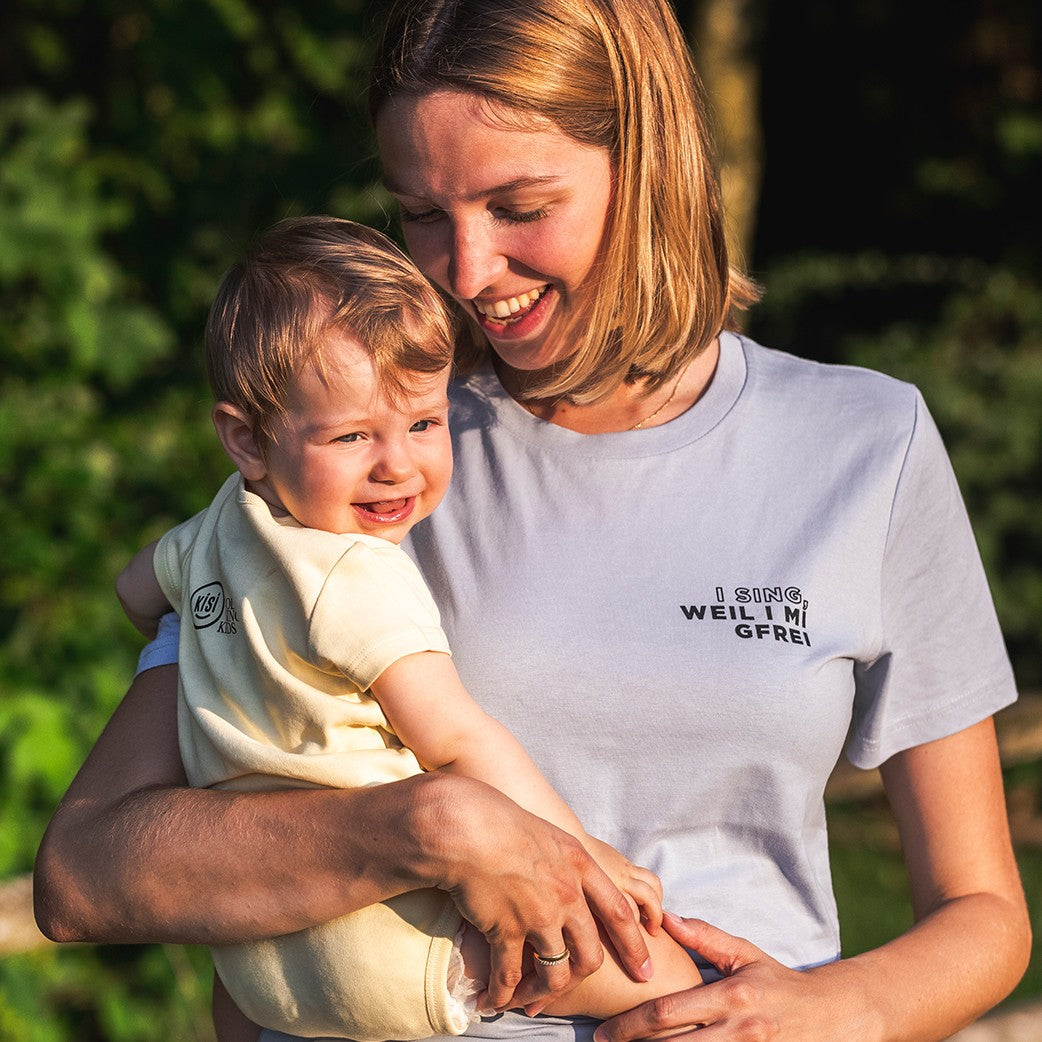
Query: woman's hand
584,835,664,935
421,774,653,1012
593,914,864,1042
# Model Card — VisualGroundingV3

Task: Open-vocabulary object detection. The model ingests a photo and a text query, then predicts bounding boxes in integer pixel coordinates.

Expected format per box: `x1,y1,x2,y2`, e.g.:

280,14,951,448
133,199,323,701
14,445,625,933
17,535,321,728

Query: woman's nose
447,221,507,301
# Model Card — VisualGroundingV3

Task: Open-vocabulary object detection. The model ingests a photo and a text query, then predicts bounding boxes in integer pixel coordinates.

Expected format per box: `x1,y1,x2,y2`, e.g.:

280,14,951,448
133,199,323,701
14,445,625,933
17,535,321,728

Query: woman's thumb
662,912,755,973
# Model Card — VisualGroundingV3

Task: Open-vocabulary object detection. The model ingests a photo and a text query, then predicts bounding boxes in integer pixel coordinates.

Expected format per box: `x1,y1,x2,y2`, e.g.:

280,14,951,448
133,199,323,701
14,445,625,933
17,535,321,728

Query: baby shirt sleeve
152,514,202,608
307,539,452,691
846,391,1017,768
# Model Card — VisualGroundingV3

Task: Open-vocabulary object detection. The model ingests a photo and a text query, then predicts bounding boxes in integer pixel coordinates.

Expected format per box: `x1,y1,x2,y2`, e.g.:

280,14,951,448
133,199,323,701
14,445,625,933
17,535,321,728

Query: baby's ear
212,402,267,481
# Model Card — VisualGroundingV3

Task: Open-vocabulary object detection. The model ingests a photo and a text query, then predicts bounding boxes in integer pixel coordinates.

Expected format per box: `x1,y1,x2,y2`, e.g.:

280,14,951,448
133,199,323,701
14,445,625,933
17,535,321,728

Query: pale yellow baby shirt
154,472,450,793
154,473,469,1039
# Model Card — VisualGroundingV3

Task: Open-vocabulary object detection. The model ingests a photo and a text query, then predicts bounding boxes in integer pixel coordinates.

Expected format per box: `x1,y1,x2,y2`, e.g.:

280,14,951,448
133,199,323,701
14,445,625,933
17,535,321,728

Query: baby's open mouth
353,498,414,522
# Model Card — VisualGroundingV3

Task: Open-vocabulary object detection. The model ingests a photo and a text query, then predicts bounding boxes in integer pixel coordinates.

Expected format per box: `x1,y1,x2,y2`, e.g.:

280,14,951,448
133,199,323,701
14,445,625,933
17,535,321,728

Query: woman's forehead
376,90,609,199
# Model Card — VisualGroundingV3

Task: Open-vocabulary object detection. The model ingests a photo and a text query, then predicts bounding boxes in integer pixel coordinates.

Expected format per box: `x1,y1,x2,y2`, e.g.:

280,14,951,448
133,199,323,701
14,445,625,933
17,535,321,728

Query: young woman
36,1,1030,1040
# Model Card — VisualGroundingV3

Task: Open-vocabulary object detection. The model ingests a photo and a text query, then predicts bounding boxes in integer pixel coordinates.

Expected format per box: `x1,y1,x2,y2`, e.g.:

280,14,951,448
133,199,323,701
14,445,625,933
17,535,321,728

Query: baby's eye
410,419,436,433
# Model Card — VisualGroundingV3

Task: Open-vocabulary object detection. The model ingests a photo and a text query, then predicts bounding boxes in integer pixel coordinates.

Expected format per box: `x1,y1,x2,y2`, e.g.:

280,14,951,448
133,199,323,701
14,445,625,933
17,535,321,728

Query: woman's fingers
430,780,652,1010
594,983,714,1042
484,936,525,1010
582,859,654,982
516,937,574,1015
497,905,608,1011
487,859,651,1012
594,916,731,1041
583,835,664,937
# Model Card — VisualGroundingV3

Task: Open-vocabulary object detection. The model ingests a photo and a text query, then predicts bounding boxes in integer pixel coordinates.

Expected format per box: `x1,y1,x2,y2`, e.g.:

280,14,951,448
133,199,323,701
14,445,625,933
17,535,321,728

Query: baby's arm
115,540,171,638
370,652,661,928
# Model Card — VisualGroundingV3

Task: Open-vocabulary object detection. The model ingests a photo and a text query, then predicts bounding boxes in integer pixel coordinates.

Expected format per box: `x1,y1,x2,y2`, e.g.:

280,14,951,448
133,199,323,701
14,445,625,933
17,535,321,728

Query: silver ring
534,947,571,967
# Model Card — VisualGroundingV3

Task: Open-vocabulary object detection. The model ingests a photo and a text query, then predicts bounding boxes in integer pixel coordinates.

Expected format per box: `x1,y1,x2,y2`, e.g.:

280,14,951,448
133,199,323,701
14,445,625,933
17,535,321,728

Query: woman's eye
399,206,443,224
335,432,363,443
494,208,548,225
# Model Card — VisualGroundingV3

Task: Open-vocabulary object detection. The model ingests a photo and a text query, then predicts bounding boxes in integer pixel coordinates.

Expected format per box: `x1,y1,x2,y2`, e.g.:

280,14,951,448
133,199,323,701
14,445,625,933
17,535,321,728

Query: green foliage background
0,0,1039,1038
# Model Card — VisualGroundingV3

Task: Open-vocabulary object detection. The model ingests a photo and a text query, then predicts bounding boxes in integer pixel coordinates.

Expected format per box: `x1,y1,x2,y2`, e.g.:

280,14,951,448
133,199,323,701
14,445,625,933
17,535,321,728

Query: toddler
117,216,701,1041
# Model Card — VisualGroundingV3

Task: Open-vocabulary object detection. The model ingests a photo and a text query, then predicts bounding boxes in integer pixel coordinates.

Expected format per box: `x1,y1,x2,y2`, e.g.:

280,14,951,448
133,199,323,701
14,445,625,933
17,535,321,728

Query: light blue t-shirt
143,333,1016,1042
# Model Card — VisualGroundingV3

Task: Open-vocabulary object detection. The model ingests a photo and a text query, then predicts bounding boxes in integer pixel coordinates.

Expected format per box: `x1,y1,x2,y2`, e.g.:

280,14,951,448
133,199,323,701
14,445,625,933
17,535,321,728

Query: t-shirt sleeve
153,516,200,608
846,390,1017,768
308,540,451,690
135,611,181,674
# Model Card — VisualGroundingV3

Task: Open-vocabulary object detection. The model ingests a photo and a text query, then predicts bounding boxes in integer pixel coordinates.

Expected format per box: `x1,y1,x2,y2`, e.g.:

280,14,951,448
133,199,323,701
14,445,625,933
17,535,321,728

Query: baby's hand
583,836,663,935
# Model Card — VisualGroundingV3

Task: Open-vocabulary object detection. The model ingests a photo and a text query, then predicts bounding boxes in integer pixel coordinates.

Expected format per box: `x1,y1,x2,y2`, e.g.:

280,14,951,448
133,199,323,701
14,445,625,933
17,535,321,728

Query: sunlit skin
217,331,453,545
376,89,719,433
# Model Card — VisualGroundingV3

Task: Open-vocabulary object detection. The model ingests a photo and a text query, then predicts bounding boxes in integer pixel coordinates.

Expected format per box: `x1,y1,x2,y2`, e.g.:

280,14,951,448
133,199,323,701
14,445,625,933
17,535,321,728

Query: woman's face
376,90,613,374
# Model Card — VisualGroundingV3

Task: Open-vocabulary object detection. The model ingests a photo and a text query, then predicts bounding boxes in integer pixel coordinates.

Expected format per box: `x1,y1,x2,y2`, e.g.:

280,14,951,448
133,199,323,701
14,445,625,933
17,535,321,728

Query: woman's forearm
35,664,654,1012
33,665,447,944
798,720,1031,1040
819,888,1031,1042
595,892,1029,1042
854,719,1033,1038
598,892,1030,1042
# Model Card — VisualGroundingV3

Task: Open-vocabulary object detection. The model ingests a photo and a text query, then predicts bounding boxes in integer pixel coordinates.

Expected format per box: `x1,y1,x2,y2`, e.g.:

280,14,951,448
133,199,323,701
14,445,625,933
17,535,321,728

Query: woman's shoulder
737,333,924,431
741,334,917,399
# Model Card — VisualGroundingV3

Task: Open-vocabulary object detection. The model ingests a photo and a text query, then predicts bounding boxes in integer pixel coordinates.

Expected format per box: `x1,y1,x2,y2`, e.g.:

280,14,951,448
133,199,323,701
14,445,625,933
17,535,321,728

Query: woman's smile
473,285,554,340
473,284,547,323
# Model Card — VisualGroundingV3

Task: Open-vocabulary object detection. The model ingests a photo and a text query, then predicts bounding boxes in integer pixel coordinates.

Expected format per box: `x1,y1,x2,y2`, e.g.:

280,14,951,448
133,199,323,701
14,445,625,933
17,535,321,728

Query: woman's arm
33,664,652,1010
33,664,434,942
593,717,1031,1042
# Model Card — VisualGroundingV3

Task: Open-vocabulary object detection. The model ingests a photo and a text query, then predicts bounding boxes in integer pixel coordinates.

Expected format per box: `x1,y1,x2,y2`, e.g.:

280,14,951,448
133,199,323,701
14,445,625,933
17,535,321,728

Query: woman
35,0,1030,1039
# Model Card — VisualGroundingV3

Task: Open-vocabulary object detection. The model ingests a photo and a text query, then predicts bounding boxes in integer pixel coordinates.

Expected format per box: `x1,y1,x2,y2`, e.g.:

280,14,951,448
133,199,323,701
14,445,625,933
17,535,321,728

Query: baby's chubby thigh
458,919,701,1023
542,923,702,1021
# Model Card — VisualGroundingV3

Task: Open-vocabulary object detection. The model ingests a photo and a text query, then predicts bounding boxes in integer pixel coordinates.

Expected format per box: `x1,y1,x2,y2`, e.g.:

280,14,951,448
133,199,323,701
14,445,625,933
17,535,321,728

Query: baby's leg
460,919,700,1021
541,922,701,1019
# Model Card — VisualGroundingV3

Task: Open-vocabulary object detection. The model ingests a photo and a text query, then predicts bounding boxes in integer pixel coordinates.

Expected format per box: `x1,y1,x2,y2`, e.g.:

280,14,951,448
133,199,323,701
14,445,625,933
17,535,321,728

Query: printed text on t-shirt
680,586,811,646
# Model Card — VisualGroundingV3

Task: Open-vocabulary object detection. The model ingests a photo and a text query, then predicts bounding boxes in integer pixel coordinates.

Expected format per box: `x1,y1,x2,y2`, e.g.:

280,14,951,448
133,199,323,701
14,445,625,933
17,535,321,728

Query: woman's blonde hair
369,0,760,403
206,216,455,443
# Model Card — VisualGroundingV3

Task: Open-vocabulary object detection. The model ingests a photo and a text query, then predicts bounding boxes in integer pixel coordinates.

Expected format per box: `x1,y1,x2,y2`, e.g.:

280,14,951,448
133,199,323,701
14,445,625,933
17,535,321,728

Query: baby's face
251,331,452,543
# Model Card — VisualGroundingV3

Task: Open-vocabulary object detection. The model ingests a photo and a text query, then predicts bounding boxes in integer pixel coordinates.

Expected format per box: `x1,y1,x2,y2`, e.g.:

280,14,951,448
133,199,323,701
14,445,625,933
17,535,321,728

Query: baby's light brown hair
206,216,456,444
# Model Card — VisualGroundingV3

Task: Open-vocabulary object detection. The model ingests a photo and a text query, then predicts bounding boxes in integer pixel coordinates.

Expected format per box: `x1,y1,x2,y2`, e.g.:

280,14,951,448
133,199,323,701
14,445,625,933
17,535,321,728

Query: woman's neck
493,337,720,434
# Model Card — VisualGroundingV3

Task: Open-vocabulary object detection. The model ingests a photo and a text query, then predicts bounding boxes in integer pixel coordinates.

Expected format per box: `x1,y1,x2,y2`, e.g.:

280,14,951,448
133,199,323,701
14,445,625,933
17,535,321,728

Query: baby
117,216,700,1040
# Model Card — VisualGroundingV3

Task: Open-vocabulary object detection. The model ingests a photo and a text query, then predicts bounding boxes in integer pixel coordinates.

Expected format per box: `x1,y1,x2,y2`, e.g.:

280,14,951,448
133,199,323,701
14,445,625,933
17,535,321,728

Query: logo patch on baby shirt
680,585,812,646
190,581,238,633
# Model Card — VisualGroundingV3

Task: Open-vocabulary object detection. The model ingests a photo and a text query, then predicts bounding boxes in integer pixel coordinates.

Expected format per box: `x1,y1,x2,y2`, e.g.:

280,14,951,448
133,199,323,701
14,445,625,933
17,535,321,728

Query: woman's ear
212,402,267,481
